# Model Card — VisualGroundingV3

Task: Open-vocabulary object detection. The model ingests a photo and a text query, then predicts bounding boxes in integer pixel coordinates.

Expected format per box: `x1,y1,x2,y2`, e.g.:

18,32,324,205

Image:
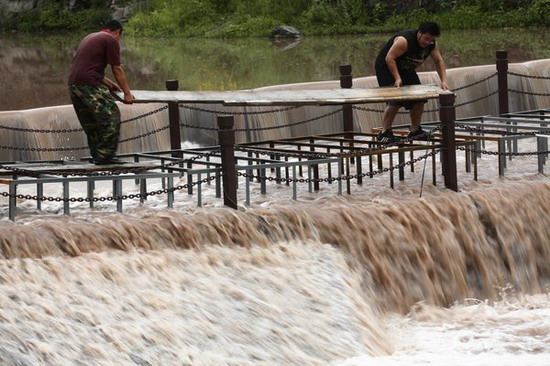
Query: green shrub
3,0,549,36
528,0,550,26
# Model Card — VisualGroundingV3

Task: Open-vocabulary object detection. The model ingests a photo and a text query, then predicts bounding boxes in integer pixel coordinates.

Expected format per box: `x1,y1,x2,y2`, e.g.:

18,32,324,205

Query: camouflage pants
69,84,121,160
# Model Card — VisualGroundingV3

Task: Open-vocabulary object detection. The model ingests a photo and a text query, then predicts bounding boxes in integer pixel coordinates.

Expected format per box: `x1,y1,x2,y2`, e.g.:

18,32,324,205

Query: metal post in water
217,115,238,209
340,64,354,137
166,80,182,155
439,92,458,192
496,51,509,116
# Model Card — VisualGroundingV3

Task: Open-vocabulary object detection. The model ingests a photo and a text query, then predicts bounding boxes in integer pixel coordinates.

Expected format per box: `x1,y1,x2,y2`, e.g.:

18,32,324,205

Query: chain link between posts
508,71,550,80
236,149,440,183
455,123,547,136
0,105,168,134
235,125,443,160
0,149,221,178
0,123,173,152
353,73,500,114
0,174,219,202
508,89,550,97
454,122,550,156
457,146,550,157
179,109,343,132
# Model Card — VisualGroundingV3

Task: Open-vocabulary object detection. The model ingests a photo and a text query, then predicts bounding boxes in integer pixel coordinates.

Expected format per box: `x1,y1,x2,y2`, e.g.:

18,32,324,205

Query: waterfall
0,60,548,161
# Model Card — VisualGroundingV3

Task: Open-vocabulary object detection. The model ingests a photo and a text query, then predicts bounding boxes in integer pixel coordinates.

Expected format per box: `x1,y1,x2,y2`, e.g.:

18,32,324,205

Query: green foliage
527,0,550,26
0,0,110,32
125,0,550,37
1,0,549,35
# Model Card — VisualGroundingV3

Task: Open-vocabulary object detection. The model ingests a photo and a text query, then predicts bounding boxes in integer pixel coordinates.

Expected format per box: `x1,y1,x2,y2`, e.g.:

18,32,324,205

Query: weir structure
0,51,549,219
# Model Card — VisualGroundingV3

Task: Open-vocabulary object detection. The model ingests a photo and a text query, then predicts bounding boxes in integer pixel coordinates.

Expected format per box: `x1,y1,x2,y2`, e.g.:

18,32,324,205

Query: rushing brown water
0,178,549,363
2,181,549,311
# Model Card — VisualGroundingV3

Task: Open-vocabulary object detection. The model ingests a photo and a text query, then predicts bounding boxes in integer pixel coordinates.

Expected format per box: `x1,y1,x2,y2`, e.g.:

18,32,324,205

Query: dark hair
105,19,123,33
418,22,440,37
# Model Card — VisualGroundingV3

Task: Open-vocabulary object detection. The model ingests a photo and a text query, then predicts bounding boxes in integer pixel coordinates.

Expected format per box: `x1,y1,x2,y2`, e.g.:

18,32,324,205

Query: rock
111,3,134,22
269,25,302,40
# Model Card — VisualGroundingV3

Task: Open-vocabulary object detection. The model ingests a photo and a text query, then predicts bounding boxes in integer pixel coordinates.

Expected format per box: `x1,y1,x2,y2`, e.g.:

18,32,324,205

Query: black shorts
375,70,427,110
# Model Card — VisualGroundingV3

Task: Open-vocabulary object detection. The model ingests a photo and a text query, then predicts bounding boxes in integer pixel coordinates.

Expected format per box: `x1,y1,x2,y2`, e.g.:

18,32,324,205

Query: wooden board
115,85,449,106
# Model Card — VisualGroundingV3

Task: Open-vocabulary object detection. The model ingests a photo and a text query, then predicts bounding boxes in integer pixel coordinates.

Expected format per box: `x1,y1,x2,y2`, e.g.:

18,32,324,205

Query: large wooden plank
115,85,446,106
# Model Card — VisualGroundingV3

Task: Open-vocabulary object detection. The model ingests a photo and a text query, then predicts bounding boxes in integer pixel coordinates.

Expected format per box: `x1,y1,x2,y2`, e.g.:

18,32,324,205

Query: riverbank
1,0,548,36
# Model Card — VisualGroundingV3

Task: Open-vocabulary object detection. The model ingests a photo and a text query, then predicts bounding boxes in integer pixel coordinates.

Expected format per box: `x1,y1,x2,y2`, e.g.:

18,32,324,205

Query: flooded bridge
0,52,549,219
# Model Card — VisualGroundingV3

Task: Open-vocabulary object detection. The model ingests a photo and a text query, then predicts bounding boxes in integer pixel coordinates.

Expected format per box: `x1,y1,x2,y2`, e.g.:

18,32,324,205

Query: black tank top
375,29,435,75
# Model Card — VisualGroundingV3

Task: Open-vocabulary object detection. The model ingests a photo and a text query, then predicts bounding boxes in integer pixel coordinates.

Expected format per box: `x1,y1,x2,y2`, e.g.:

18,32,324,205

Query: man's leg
69,85,100,159
409,102,424,132
382,105,400,132
377,105,402,143
93,88,122,161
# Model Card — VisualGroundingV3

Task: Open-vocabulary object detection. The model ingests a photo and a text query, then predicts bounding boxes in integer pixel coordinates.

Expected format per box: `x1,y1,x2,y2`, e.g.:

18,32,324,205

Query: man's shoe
377,129,401,144
93,157,127,165
407,128,430,141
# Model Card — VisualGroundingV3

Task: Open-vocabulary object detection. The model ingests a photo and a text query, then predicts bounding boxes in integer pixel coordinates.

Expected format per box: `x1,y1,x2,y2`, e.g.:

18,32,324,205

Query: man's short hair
418,22,440,37
105,20,123,33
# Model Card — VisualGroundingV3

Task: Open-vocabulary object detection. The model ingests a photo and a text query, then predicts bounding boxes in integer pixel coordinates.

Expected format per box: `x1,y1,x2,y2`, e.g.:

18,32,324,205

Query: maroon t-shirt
68,31,121,86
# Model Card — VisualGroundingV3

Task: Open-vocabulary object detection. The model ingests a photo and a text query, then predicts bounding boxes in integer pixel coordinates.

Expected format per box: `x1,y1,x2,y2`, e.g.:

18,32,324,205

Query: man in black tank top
374,22,449,143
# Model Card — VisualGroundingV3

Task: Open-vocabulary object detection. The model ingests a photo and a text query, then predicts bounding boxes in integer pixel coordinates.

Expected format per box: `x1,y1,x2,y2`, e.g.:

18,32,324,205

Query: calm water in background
1,27,549,111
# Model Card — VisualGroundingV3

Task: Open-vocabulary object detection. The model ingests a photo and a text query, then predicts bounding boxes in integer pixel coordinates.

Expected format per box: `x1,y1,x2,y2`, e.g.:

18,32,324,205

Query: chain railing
234,109,342,132
0,123,172,152
236,149,439,184
508,88,550,97
353,90,500,114
508,71,550,80
457,146,550,157
0,144,89,152
0,163,142,178
0,174,219,202
119,124,171,143
0,149,221,178
1,145,437,203
454,123,546,136
179,108,343,132
234,125,442,161
0,105,168,134
451,72,498,91
353,74,500,114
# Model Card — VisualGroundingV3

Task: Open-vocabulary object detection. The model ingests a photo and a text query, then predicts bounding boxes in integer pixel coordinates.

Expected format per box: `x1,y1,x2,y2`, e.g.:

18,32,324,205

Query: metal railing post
439,92,458,191
339,65,354,137
496,51,509,116
340,64,359,178
166,79,182,155
217,115,238,209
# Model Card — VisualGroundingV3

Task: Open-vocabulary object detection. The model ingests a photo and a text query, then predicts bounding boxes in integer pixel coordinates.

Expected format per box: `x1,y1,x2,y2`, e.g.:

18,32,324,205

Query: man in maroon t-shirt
68,19,134,165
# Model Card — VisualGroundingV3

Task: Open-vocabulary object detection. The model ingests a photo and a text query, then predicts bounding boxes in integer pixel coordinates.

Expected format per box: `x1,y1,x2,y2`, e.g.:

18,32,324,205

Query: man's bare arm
385,36,408,88
101,77,121,91
430,45,449,91
111,65,134,104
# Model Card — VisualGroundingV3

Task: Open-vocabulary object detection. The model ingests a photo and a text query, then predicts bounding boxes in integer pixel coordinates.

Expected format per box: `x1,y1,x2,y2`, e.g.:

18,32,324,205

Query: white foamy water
336,294,550,366
0,243,391,365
